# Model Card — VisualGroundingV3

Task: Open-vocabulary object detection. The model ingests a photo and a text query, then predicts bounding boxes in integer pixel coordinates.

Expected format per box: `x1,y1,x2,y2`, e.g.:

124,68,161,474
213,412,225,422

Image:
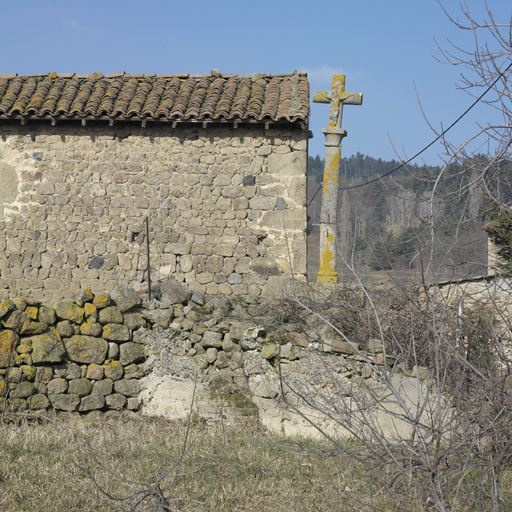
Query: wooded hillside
307,154,492,281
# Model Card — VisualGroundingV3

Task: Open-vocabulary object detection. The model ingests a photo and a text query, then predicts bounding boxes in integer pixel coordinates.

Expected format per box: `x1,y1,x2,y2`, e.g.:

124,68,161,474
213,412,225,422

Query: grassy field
0,412,412,512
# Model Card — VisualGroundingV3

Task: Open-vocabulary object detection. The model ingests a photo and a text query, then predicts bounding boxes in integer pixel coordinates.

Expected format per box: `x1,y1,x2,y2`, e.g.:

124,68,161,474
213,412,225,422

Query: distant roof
0,71,310,127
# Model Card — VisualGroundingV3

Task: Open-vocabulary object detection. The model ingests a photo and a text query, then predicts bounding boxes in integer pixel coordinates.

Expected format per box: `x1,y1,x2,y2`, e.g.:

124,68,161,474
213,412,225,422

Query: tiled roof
0,71,310,125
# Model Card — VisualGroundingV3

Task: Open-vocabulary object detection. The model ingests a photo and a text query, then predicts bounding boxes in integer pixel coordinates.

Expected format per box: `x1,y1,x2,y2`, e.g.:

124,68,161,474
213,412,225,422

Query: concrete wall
0,122,308,301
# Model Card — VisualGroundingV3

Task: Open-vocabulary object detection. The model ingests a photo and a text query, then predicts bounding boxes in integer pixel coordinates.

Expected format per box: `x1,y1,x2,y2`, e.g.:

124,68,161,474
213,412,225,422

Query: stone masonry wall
0,122,307,301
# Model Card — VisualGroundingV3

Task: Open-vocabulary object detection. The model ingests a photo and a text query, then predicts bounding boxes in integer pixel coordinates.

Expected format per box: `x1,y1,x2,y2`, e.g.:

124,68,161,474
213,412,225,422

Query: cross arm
312,90,363,105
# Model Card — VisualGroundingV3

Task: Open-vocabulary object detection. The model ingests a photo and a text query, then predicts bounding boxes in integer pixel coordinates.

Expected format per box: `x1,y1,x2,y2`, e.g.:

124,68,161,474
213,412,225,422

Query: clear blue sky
1,0,510,165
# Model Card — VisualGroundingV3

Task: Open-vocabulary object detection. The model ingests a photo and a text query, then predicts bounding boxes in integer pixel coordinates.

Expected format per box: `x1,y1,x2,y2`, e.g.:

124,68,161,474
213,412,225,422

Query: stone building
0,71,310,301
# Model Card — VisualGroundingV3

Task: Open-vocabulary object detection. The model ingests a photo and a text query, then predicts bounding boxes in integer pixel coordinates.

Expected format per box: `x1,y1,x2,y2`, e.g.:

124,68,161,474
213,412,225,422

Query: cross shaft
313,74,363,284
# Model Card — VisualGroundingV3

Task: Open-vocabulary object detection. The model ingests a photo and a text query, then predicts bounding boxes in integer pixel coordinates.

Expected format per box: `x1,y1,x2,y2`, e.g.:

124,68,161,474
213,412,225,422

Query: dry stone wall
1,282,432,439
0,122,307,301
0,287,151,413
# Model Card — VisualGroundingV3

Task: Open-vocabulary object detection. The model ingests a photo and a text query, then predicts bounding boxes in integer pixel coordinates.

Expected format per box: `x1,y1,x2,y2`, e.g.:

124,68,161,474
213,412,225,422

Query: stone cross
313,74,363,284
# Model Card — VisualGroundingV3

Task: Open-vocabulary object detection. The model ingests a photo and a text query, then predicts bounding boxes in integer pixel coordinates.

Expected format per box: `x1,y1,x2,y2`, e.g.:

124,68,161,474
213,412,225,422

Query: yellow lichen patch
322,152,341,195
331,74,346,91
317,240,338,284
102,360,124,381
26,306,38,320
93,293,111,309
319,243,334,270
0,329,19,368
0,299,13,318
21,365,36,381
84,303,97,317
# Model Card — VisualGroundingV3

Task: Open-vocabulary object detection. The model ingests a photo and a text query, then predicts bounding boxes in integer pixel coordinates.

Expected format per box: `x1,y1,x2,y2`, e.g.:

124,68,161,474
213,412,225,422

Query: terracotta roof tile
0,71,310,124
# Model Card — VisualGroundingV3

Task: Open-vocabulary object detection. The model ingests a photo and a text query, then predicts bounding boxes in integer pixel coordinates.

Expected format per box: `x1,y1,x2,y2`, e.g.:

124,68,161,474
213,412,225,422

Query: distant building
0,71,310,301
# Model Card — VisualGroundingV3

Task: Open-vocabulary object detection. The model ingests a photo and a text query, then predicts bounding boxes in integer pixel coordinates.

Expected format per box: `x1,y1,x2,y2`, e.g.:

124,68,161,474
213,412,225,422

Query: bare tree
268,3,512,511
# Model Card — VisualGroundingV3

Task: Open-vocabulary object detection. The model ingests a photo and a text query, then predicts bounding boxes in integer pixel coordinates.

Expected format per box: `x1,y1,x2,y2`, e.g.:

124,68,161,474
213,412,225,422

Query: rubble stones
141,308,174,328
49,393,80,411
159,279,193,305
110,287,141,313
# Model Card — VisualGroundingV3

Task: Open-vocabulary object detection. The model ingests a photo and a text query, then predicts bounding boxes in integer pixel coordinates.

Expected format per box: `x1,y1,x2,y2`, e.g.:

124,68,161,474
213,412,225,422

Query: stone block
202,331,222,348
102,323,130,342
141,308,174,328
108,342,119,359
123,313,145,331
159,279,193,305
114,379,141,397
106,393,126,409
206,347,218,364
102,360,124,381
20,318,48,335
12,381,37,398
93,293,112,309
165,243,191,255
249,196,275,210
1,310,24,331
92,378,113,396
0,299,14,320
68,378,92,397
35,367,53,384
29,393,50,410
268,151,306,176
261,344,279,359
110,287,141,313
0,329,19,368
119,342,145,365
56,320,74,338
86,363,104,380
47,378,68,395
65,363,82,380
80,322,103,337
260,209,305,232
124,364,144,379
126,397,141,411
79,395,105,412
98,306,123,324
64,335,108,364
55,301,85,324
30,330,66,365
38,306,56,325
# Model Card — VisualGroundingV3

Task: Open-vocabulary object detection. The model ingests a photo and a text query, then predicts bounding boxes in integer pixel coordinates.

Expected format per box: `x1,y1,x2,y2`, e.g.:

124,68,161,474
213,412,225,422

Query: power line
309,59,512,197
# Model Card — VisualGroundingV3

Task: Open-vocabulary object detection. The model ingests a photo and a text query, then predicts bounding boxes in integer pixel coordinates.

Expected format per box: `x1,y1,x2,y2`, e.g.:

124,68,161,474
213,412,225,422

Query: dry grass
0,413,413,512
